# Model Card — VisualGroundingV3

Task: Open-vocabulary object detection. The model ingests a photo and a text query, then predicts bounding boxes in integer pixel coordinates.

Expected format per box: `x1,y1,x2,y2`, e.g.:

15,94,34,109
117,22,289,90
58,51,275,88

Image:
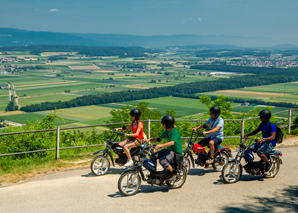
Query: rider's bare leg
257,151,269,163
118,139,129,147
167,165,173,172
123,142,136,160
209,140,215,159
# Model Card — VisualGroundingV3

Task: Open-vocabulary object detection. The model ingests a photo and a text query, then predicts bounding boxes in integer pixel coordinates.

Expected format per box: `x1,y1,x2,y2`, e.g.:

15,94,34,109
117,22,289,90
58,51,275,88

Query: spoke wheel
213,152,229,172
90,156,110,176
222,161,242,184
183,157,191,173
262,156,280,178
166,167,187,189
118,171,141,196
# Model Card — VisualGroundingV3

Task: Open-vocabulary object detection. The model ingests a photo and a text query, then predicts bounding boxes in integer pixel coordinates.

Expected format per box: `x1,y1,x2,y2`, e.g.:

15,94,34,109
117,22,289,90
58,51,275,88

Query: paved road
1,147,298,213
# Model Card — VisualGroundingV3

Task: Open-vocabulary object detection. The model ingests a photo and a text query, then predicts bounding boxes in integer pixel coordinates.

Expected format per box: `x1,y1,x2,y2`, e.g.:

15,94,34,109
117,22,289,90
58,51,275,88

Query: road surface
1,146,298,212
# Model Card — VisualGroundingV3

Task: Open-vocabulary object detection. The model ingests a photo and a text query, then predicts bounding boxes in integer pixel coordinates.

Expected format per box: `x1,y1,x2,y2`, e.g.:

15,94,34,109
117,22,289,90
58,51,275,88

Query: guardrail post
56,127,60,160
241,118,245,142
147,119,151,139
288,109,292,135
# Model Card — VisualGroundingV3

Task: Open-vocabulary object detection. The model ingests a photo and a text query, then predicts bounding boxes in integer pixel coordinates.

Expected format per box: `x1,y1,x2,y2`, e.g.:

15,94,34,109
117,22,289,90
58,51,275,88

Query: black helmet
259,109,271,121
210,106,221,117
130,109,141,120
161,115,175,128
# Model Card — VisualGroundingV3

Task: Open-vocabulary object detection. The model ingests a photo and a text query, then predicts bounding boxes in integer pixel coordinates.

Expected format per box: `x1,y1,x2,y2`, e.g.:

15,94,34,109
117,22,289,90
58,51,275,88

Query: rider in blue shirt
193,106,224,167
245,109,276,172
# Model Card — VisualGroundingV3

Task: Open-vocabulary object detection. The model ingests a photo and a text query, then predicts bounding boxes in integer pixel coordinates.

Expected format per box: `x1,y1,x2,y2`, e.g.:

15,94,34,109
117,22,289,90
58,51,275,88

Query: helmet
210,106,221,117
161,115,175,128
143,159,156,172
259,109,271,121
130,109,141,120
244,150,254,162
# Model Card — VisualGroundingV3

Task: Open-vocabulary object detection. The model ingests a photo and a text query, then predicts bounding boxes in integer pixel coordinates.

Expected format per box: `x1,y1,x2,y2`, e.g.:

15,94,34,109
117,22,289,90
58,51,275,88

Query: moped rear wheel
262,156,280,178
222,161,242,184
166,167,187,189
213,152,229,172
118,171,141,196
90,156,110,176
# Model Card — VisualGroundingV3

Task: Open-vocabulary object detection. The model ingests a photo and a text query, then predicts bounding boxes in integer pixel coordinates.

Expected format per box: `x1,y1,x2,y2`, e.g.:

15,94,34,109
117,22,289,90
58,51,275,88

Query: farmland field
0,50,297,131
200,82,298,104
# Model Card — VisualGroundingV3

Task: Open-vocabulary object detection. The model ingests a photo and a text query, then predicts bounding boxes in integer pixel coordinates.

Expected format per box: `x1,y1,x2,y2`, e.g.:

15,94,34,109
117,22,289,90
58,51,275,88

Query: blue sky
1,0,298,42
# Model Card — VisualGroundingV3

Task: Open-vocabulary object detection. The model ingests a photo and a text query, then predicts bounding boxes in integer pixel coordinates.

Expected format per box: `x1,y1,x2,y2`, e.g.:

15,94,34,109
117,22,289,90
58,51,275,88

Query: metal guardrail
0,109,297,158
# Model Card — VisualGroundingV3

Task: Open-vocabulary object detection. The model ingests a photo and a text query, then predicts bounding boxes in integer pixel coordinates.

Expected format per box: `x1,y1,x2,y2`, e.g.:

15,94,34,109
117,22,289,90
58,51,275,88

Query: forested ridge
0,45,154,57
20,66,298,112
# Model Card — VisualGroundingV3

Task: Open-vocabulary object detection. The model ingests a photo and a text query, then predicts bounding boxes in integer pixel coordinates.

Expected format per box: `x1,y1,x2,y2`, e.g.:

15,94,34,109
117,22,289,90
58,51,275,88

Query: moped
183,131,232,172
221,138,282,184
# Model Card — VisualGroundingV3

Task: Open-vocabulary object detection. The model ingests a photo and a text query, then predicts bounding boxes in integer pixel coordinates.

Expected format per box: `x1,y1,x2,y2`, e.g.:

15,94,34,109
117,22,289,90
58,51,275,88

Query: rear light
281,153,282,156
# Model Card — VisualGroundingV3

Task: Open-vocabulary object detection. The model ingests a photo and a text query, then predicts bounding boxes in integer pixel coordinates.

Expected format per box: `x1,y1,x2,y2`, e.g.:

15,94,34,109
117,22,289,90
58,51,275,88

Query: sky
1,0,298,43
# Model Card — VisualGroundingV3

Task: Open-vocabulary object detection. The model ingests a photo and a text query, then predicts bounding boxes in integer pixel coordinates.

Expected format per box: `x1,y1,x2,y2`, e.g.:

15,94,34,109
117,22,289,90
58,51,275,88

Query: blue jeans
250,141,275,155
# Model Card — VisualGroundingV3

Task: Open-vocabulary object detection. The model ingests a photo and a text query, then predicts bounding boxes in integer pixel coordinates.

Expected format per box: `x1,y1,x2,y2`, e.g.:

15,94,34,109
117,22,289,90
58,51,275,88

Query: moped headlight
236,147,240,152
104,142,108,147
185,142,189,147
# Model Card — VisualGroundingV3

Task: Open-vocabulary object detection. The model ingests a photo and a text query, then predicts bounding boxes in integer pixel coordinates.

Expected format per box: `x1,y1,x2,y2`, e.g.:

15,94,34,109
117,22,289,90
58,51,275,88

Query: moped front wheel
222,161,242,184
90,156,110,176
118,171,141,196
183,157,191,173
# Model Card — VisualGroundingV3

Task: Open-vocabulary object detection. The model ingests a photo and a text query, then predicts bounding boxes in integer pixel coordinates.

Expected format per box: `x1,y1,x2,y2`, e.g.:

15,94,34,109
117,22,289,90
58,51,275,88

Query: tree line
172,94,297,108
0,45,155,57
20,66,298,112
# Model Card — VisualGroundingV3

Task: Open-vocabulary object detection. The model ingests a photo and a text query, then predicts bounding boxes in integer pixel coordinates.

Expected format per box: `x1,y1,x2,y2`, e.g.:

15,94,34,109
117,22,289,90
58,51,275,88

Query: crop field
200,82,298,104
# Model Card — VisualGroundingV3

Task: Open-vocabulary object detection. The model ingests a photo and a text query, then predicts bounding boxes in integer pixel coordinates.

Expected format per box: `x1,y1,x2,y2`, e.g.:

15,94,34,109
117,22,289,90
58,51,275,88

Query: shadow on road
220,185,298,212
213,174,266,185
187,168,217,177
108,185,170,198
81,168,122,177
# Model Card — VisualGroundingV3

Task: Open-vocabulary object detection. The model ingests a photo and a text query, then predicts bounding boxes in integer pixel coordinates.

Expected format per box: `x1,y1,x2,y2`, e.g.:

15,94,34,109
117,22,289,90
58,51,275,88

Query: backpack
261,123,284,144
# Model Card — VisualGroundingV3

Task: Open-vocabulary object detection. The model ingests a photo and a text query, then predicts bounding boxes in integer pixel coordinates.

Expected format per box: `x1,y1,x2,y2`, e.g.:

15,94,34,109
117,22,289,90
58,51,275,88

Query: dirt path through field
219,90,288,97
14,81,77,88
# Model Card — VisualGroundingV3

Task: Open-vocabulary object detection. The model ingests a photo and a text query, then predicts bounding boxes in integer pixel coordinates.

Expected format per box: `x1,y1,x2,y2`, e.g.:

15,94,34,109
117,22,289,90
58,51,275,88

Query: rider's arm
262,132,276,141
126,122,143,137
157,141,175,148
193,123,207,130
205,126,220,134
246,128,261,137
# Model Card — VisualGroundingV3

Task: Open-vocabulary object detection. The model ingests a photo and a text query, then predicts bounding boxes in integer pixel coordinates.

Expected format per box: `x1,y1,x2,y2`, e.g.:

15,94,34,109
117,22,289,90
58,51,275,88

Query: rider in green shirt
145,115,182,180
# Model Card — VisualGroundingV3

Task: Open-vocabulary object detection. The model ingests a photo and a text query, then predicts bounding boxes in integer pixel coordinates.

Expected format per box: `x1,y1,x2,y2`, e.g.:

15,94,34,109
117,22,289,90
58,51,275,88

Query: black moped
222,138,282,184
91,129,150,176
117,140,187,196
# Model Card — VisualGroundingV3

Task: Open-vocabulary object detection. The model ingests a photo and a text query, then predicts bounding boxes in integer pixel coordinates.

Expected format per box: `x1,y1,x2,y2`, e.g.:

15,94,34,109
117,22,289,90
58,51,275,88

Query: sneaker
124,159,133,167
206,158,214,164
265,162,273,172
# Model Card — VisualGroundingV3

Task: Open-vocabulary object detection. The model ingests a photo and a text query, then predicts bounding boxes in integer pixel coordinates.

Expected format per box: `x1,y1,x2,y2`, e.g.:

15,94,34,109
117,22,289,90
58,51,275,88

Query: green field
200,82,298,104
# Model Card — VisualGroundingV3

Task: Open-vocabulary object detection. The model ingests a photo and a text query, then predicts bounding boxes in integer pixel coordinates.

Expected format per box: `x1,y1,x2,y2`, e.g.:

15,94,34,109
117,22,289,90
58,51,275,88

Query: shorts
150,149,175,169
128,137,143,147
250,141,275,155
199,137,222,148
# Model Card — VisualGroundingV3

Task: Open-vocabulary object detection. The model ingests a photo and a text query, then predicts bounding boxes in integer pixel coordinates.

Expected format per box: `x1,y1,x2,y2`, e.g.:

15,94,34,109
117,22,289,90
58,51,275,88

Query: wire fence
0,109,298,159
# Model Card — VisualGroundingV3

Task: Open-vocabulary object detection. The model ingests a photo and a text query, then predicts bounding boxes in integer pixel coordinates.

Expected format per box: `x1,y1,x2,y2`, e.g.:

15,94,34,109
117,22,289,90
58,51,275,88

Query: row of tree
172,94,297,108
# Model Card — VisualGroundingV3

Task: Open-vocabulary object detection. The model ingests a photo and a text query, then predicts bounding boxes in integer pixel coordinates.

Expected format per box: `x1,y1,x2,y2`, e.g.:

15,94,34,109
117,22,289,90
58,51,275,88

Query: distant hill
0,27,288,48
